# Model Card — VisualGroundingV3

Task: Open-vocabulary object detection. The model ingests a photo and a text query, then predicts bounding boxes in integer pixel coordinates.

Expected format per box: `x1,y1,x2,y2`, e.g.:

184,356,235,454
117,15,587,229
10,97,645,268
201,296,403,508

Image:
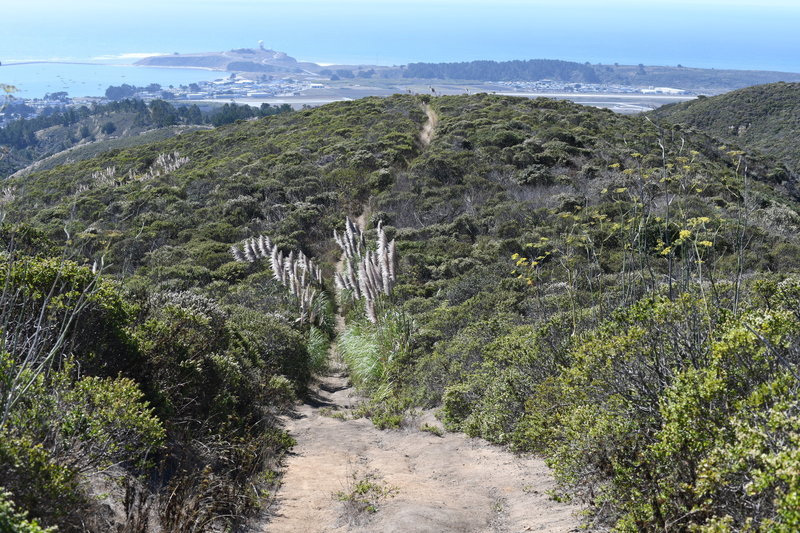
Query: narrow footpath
419,103,438,147
261,197,577,532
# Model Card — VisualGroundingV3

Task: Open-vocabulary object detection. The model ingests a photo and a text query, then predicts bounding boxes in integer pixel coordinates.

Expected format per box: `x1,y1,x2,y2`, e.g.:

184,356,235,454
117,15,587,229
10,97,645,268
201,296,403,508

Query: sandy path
419,104,438,147
261,373,580,533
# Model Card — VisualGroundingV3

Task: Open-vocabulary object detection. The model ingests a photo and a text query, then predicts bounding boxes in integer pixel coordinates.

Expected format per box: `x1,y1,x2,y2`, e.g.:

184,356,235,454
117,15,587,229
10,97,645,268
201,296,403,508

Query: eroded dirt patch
260,373,579,533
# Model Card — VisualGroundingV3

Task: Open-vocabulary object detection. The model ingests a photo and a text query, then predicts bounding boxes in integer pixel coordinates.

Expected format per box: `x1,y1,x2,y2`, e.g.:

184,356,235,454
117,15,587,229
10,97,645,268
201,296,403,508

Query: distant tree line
402,59,601,82
319,68,376,81
208,102,293,126
105,83,165,100
0,99,293,150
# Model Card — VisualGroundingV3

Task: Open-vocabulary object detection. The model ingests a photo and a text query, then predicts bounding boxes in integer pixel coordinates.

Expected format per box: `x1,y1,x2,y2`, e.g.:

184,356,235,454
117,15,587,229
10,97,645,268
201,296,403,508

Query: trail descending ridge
262,376,579,532
262,208,577,532
419,103,438,147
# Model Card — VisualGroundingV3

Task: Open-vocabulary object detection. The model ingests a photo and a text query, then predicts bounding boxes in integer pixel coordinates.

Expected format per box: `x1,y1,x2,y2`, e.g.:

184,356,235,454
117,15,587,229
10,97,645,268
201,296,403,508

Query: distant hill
8,124,211,178
401,59,601,83
0,99,200,178
649,82,800,173
135,47,319,73
135,49,800,94
593,64,800,93
395,60,800,92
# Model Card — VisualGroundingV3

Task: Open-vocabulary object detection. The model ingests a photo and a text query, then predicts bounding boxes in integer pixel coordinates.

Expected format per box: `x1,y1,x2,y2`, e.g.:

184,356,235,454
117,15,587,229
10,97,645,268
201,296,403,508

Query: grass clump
419,423,444,437
338,321,383,389
319,407,349,421
338,304,414,391
352,399,408,430
335,470,398,524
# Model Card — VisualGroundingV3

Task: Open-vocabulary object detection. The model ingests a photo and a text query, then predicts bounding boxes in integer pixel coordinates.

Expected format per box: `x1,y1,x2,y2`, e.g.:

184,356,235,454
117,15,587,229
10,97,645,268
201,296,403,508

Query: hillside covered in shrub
1,93,800,531
650,82,800,175
0,99,292,179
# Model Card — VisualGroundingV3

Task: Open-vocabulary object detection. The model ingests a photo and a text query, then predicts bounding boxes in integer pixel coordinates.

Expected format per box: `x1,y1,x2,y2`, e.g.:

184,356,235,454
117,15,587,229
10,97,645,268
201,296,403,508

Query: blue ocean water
1,63,231,99
3,1,800,99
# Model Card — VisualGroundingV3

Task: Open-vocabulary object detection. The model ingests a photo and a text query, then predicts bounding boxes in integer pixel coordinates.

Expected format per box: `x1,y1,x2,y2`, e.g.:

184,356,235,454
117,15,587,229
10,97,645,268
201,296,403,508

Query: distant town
495,80,689,95
0,72,695,127
0,75,311,126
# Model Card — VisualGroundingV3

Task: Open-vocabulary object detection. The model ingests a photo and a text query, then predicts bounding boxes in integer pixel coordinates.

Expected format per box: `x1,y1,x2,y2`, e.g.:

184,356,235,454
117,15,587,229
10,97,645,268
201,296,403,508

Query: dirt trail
262,373,580,533
419,104,438,147
261,206,577,531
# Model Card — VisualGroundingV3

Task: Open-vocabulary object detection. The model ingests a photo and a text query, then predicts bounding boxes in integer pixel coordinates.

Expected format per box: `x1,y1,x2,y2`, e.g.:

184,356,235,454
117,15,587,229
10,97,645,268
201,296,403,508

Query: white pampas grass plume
234,233,326,325
388,239,396,283
334,272,345,291
243,241,256,262
231,245,245,262
365,300,377,324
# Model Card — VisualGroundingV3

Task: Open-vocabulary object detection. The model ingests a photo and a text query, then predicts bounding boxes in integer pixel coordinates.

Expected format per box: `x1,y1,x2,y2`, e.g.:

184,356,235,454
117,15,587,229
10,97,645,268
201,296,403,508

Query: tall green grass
337,303,414,394
303,292,336,376
339,321,382,387
307,325,331,375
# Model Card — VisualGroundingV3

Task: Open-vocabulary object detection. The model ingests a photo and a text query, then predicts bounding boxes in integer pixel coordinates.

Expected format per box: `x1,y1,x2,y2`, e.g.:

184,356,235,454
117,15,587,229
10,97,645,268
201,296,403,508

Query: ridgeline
650,81,800,174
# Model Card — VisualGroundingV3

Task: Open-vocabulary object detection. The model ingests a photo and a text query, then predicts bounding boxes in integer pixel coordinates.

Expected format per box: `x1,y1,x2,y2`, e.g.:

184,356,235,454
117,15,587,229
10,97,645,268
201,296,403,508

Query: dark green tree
100,121,116,135
148,99,178,127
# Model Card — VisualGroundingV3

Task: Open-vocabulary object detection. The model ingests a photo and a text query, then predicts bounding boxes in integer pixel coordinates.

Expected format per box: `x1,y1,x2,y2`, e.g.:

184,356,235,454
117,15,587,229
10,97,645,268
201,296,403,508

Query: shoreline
2,60,223,73
1,61,233,100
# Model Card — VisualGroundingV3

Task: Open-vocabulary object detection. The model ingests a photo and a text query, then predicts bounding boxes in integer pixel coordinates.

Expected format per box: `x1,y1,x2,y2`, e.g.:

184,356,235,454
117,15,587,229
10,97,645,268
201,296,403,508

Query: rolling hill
650,81,800,173
2,94,800,532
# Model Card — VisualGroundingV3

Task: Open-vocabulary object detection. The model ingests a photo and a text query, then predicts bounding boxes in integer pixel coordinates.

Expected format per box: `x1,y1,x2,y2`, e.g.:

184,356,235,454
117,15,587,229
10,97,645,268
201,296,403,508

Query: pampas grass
333,218,397,323
86,152,190,191
230,235,326,326
230,217,403,384
0,186,16,223
91,166,118,186
143,151,190,180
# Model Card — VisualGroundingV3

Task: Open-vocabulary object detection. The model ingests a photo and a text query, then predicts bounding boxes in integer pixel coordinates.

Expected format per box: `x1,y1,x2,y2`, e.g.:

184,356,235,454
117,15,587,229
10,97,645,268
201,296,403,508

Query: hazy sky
5,0,800,71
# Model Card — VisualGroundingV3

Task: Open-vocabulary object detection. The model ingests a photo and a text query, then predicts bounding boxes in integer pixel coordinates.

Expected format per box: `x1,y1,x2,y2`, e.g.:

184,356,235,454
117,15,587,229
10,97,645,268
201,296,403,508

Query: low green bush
0,489,55,533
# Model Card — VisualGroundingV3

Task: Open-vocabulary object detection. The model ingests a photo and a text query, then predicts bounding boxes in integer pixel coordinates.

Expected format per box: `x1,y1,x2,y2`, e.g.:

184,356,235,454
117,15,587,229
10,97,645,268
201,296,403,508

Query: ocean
1,63,230,99
3,0,800,99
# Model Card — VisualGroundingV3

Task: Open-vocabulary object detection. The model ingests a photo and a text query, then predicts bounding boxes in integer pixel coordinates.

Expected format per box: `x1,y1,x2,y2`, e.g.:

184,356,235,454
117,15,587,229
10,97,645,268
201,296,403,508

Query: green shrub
212,260,249,282
440,318,574,445
507,293,800,531
0,256,138,380
57,375,165,472
0,489,56,533
0,432,82,530
226,305,311,391
652,307,800,532
0,357,164,529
